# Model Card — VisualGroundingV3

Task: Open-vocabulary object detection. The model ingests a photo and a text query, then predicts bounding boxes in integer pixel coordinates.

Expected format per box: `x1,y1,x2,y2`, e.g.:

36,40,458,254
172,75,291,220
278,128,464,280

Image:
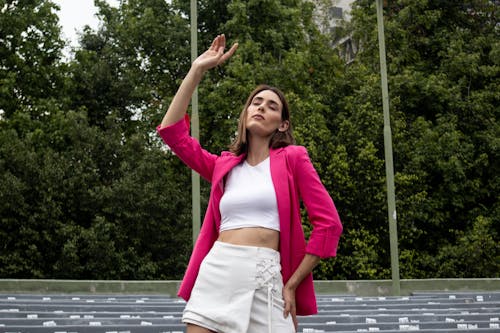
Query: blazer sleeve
291,146,343,258
157,117,218,182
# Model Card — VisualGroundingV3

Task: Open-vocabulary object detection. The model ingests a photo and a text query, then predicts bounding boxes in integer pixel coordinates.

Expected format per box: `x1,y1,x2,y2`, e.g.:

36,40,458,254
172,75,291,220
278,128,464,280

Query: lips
252,114,265,120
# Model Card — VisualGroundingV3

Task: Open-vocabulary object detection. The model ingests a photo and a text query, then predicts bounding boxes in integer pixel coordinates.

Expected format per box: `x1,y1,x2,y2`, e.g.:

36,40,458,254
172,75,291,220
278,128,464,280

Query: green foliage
0,0,65,119
434,216,500,278
0,0,498,280
0,106,192,278
345,0,499,279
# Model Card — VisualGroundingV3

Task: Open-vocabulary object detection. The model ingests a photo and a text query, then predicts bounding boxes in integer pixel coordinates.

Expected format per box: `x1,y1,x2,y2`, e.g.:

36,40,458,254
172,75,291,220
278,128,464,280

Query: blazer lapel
270,148,291,226
270,148,292,261
212,154,246,186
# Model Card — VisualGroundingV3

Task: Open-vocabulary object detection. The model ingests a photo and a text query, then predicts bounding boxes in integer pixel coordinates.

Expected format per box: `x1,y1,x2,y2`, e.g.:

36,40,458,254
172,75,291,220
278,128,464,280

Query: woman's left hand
283,286,298,331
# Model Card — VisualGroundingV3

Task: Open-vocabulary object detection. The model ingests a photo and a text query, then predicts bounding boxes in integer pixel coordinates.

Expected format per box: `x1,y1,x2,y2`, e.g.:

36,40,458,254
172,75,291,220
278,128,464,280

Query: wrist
190,62,207,76
284,281,298,292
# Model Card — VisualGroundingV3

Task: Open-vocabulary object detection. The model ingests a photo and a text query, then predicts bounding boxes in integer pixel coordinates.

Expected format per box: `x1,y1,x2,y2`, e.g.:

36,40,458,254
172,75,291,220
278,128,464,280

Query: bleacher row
0,291,499,332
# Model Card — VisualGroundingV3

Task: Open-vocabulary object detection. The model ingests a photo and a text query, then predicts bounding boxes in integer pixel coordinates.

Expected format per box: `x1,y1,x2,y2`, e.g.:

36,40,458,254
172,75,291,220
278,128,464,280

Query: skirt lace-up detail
256,257,281,333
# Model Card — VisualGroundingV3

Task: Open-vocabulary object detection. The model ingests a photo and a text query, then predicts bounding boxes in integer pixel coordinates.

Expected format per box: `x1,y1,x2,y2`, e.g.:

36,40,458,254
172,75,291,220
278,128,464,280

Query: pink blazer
157,118,342,315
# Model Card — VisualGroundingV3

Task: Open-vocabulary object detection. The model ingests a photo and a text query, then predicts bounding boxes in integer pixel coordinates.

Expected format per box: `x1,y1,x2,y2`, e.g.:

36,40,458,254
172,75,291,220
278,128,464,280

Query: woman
157,34,343,333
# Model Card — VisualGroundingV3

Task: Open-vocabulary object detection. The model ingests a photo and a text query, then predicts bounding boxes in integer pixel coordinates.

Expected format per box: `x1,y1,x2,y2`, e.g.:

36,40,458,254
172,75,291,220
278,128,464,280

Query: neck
246,136,270,166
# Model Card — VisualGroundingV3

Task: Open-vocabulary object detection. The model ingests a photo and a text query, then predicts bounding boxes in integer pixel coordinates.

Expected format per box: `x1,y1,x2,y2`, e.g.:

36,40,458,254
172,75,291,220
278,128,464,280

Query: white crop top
219,157,280,232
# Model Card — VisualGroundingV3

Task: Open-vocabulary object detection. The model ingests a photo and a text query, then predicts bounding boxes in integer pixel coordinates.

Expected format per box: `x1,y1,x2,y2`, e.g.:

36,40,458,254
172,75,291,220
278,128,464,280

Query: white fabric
219,157,280,232
182,241,294,333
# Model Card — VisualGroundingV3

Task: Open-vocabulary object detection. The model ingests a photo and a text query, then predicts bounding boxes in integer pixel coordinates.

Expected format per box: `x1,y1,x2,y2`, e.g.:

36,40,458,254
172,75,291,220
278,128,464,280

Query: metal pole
190,0,200,245
375,0,400,295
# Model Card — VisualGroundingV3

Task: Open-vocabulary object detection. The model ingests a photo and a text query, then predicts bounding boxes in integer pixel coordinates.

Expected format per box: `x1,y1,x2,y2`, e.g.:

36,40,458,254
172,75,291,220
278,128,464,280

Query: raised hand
192,34,238,72
160,34,238,127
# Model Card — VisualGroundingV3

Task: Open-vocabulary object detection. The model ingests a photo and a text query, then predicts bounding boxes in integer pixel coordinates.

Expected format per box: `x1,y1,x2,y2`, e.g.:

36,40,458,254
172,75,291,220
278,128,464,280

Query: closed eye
252,97,264,106
268,101,279,111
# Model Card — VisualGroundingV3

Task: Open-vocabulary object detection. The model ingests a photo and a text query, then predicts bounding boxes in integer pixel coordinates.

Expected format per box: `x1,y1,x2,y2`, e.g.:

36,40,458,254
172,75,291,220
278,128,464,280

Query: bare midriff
218,227,280,251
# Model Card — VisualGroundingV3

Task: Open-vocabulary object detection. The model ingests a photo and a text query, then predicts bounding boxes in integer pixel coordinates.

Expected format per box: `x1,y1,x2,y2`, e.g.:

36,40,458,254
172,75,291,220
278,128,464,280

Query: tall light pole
375,0,400,295
190,0,200,245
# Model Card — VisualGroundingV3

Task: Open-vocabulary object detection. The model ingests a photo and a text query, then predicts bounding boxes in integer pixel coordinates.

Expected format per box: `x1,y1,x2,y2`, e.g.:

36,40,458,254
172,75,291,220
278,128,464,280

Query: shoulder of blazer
272,145,307,156
215,150,245,171
282,145,307,155
219,150,244,163
220,150,236,158
280,145,308,169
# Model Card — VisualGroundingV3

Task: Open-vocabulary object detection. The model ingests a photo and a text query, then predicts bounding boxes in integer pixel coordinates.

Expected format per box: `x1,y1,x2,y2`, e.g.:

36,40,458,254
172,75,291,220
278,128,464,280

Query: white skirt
182,241,295,333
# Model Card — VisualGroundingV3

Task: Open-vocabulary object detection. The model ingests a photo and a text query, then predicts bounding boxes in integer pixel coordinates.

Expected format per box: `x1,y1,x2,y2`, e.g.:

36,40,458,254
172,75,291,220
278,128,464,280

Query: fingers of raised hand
218,34,226,52
218,42,238,65
200,34,237,68
209,34,222,51
210,34,226,53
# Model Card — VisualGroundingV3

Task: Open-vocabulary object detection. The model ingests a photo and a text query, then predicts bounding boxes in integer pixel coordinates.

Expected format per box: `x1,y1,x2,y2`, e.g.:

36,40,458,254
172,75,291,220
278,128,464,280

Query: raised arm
160,34,238,128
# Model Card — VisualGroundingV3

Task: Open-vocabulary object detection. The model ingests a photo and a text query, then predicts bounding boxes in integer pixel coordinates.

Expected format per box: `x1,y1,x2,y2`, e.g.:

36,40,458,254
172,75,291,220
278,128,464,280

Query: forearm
160,65,205,128
284,253,321,291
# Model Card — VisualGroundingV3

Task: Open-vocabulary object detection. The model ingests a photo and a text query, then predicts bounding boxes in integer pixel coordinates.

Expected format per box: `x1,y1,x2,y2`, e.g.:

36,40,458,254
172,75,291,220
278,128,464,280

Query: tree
1,0,497,280
1,0,194,279
343,0,499,278
0,0,65,119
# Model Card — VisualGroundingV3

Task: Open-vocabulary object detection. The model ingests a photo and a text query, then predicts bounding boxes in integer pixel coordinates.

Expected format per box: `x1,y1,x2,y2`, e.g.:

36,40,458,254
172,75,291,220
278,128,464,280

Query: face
245,89,289,138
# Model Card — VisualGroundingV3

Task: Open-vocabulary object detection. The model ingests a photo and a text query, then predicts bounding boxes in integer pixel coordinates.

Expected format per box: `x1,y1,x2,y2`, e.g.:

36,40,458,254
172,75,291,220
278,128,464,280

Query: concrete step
0,292,498,332
298,320,499,331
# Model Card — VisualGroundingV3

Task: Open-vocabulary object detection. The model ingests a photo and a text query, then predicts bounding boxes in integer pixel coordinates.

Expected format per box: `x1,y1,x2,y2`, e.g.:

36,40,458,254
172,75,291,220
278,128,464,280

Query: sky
54,0,119,48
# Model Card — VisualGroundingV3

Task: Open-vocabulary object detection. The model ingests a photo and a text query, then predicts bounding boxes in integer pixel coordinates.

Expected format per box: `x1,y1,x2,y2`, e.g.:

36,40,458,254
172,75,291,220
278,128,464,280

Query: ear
278,120,289,132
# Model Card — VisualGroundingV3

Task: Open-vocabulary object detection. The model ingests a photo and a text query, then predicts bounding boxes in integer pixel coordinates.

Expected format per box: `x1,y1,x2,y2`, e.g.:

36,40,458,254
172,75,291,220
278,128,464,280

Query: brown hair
229,85,295,155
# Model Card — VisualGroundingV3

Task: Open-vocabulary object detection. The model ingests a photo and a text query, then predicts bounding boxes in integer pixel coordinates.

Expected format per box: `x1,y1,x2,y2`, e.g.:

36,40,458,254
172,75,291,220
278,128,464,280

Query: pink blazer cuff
305,226,342,258
156,114,190,146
